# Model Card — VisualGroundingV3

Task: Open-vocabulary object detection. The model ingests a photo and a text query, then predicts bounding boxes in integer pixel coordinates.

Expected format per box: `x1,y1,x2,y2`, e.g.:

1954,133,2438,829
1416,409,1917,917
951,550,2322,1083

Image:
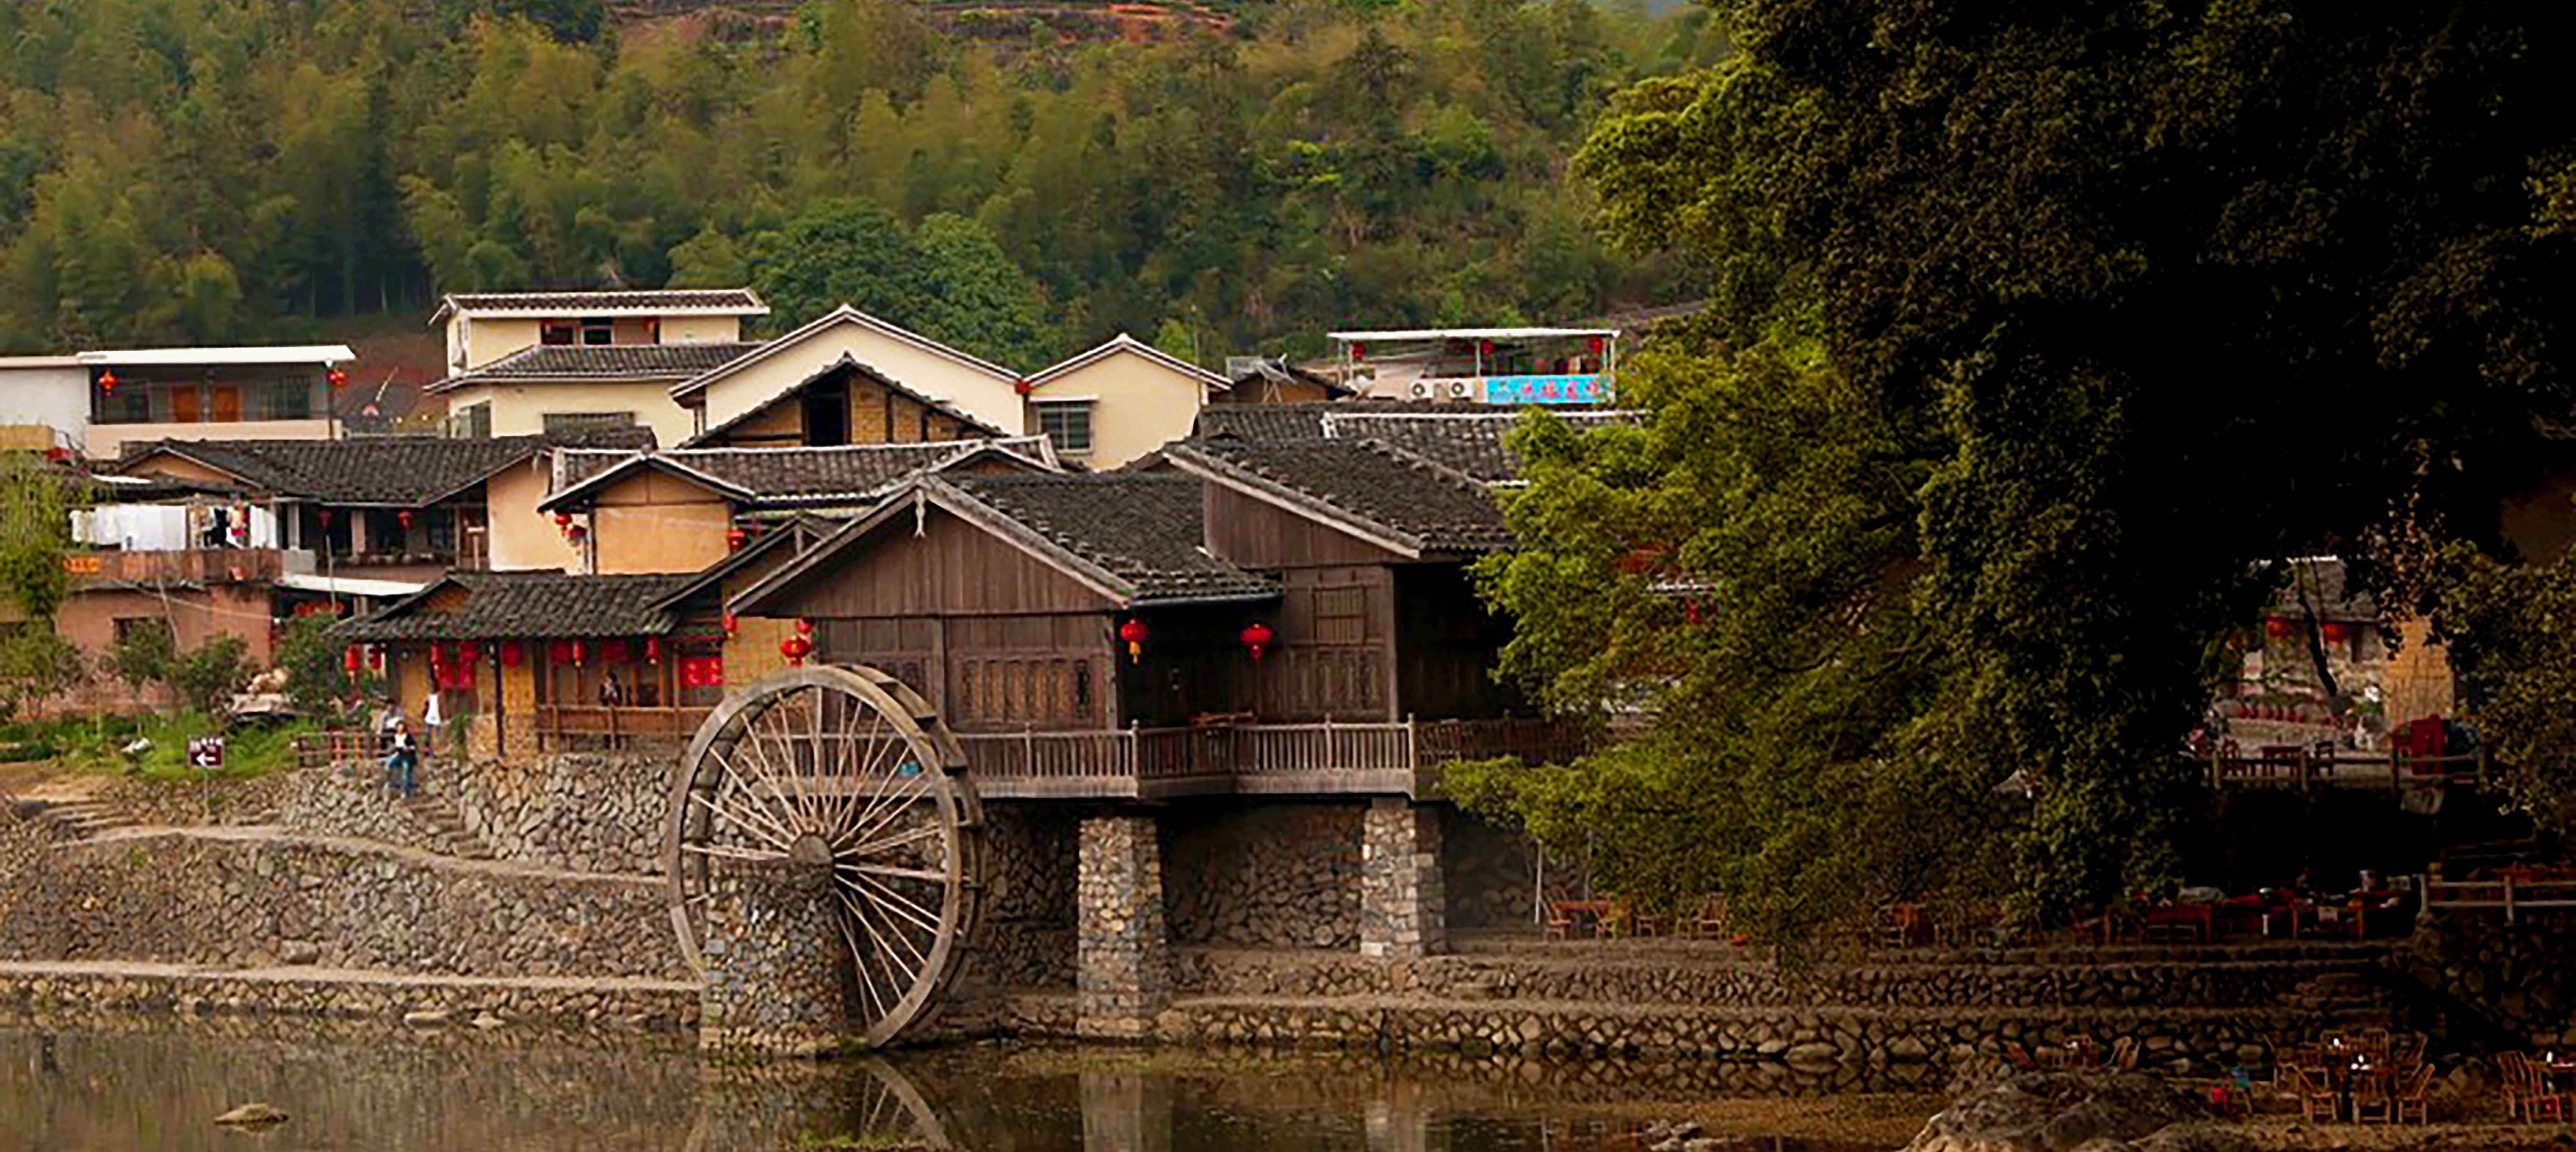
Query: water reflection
0,1017,1914,1151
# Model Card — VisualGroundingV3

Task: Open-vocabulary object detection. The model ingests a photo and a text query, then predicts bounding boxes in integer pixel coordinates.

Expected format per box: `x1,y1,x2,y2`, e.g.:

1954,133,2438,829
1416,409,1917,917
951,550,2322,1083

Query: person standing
385,720,419,799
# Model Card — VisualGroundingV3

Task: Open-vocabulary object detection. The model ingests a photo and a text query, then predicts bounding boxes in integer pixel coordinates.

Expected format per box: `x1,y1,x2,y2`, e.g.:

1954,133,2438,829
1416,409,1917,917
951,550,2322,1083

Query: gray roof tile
946,473,1280,604
1170,438,1514,555
338,572,699,641
430,342,763,391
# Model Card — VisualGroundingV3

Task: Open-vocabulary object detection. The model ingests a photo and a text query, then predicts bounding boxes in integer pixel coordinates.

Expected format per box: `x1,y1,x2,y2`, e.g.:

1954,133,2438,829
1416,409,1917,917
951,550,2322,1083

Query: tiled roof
438,289,765,315
1320,410,1641,484
1167,438,1514,555
337,572,699,641
548,436,1056,509
1192,400,1474,442
428,342,763,392
114,431,648,505
946,473,1280,604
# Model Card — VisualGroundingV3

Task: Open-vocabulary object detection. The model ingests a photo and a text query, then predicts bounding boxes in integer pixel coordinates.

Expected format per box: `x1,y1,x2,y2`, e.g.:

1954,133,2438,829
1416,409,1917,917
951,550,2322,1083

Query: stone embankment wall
0,828,684,981
966,806,1077,991
1163,802,1361,949
2390,911,2576,1049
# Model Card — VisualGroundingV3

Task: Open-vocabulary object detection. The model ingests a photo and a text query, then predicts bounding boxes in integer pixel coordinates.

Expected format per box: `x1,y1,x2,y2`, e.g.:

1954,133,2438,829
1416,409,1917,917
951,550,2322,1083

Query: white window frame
1035,398,1097,456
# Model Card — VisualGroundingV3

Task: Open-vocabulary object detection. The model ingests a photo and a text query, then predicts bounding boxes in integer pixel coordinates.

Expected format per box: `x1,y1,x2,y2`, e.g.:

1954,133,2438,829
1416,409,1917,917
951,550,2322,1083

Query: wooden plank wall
764,508,1112,619
1204,484,1406,569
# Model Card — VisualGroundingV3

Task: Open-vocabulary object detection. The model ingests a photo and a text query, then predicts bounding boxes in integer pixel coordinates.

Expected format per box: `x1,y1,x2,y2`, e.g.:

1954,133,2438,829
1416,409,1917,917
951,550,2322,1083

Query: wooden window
1313,586,1366,644
541,322,576,346
1074,661,1093,716
580,317,615,345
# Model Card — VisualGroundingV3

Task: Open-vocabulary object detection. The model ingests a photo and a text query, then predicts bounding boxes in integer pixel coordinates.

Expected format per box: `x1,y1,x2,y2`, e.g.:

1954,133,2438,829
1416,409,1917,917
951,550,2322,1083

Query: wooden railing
535,705,713,751
293,729,376,770
2423,874,2576,924
69,548,287,585
2207,747,2496,794
955,715,1585,798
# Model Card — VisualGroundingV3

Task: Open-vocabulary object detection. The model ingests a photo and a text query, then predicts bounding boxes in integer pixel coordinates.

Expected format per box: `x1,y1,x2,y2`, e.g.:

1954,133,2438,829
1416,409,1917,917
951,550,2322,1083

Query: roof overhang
1023,334,1231,394
679,351,1008,447
538,453,757,513
78,345,356,367
669,304,1018,403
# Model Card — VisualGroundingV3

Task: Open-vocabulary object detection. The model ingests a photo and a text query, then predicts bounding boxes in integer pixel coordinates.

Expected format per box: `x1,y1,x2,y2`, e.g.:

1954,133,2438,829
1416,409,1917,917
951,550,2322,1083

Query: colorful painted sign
1479,374,1606,405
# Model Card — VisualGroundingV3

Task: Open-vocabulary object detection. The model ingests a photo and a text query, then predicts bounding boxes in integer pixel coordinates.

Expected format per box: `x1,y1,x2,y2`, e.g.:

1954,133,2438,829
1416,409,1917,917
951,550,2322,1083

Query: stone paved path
82,822,661,886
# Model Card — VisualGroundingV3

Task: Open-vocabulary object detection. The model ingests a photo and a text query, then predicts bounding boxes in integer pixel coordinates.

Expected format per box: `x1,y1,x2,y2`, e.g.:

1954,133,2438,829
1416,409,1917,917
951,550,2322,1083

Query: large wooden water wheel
664,665,983,1048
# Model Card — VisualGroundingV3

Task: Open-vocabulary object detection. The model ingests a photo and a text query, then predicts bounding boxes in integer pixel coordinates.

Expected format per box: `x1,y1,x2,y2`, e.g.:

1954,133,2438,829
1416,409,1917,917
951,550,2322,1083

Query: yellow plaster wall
486,461,581,572
469,380,694,447
87,419,333,459
460,318,544,370
1025,346,1210,468
120,453,243,486
662,315,743,344
726,615,801,686
695,315,1026,437
592,471,733,574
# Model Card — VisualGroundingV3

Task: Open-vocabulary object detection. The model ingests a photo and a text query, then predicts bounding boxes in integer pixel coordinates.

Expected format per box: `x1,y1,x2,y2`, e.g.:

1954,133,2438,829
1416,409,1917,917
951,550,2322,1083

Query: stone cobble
0,964,697,1031
444,753,670,876
1163,802,1361,949
1077,815,1170,1037
2392,911,2576,1047
964,806,1077,992
0,829,684,981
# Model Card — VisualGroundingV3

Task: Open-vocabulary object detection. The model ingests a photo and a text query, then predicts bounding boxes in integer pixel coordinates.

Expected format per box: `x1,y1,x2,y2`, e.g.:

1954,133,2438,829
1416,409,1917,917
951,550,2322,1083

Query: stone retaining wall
0,830,685,981
2391,911,2576,1048
1171,946,2377,1009
445,753,670,876
965,805,1077,992
1162,802,1361,949
0,965,698,1031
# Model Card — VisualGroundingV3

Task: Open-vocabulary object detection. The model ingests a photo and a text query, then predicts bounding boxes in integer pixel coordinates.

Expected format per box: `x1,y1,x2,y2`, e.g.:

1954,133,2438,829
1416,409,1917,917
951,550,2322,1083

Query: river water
0,1017,1930,1151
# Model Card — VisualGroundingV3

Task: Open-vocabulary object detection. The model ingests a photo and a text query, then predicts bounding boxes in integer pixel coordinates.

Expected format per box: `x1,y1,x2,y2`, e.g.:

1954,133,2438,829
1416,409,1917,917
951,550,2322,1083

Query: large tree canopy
1463,1,2576,941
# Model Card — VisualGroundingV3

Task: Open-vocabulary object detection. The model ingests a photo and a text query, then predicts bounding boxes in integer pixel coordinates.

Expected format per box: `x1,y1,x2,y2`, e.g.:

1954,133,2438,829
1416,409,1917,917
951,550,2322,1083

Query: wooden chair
2391,1032,2426,1067
2062,1034,2100,1068
2392,1064,2433,1126
2356,1027,2392,1061
2500,1051,2533,1121
2527,1056,2575,1124
1692,893,1730,939
2351,1069,2392,1124
2290,1065,2341,1123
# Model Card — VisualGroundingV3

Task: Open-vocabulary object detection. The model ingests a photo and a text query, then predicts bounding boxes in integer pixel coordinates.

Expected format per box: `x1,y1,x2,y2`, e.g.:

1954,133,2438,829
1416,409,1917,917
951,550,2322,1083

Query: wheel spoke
839,884,928,980
690,789,798,853
838,885,924,993
844,764,933,853
838,861,951,885
721,738,809,840
837,729,918,848
680,842,789,863
842,821,946,860
835,904,889,1022
847,869,946,937
825,713,886,844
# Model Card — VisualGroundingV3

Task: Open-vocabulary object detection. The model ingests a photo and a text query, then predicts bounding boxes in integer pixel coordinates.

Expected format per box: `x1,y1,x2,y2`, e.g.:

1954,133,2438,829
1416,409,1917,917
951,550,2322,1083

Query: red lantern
1479,339,1495,354
722,612,737,637
554,511,573,531
326,366,349,390
567,523,587,542
726,526,748,551
2263,616,2296,639
1685,599,1702,626
1588,336,1605,356
646,637,662,663
367,646,383,672
397,509,415,531
571,640,586,668
98,369,119,394
780,633,813,667
1349,343,1366,362
1014,377,1035,396
1119,617,1149,663
317,508,335,528
344,645,362,673
501,640,524,668
1240,621,1273,662
2321,621,2353,643
796,617,814,636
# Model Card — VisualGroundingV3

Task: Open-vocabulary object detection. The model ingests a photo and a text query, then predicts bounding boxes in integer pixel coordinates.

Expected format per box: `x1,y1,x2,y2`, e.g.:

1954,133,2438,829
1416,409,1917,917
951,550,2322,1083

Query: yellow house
537,437,1061,576
672,305,1028,442
431,343,761,450
685,356,1007,450
1018,334,1230,469
434,289,769,373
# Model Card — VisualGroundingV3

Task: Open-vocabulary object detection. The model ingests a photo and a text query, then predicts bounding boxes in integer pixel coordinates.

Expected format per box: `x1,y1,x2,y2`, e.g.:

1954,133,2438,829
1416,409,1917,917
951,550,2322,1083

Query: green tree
107,619,177,699
666,226,749,289
907,213,1057,370
169,635,251,719
1470,1,2576,939
274,615,354,719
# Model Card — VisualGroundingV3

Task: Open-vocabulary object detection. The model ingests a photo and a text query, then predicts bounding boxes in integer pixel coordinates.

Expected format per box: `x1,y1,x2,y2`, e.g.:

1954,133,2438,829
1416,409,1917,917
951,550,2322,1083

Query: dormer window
580,317,614,345
541,322,576,346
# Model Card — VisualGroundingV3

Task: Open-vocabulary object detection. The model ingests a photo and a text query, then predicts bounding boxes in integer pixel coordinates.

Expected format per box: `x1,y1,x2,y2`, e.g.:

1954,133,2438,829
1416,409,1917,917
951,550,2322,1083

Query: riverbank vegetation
1459,2,2576,944
0,0,1718,361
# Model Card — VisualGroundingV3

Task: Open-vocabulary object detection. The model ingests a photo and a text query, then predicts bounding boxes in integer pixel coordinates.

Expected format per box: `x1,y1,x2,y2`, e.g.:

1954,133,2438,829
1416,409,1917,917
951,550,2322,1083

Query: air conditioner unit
1446,380,1471,399
1409,382,1432,399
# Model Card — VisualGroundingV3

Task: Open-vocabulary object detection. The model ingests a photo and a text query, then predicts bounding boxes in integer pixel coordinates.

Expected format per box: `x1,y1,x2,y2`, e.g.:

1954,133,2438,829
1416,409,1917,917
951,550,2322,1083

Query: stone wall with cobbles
964,804,1077,992
2390,910,2576,1049
1161,801,1361,949
443,753,670,876
0,829,684,981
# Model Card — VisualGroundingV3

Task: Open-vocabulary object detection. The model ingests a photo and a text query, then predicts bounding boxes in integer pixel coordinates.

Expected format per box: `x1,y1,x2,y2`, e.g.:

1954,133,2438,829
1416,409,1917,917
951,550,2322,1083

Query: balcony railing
484,707,1587,800
68,548,287,586
957,715,1587,799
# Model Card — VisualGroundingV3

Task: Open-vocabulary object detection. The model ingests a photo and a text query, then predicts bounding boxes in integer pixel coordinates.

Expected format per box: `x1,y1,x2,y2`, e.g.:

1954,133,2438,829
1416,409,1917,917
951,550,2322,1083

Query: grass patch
26,712,318,781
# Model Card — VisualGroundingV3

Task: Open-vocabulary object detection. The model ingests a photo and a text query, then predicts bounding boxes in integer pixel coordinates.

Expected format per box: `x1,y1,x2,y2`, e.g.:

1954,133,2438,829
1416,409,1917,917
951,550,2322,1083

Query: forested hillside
0,0,1722,367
